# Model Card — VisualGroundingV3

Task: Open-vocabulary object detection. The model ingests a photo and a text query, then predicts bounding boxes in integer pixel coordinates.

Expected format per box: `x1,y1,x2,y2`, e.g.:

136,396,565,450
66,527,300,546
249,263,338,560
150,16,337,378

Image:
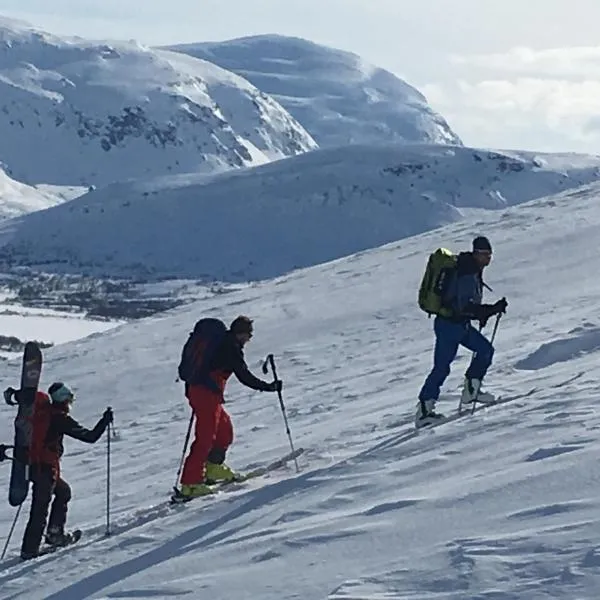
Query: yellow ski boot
205,462,241,484
180,483,214,498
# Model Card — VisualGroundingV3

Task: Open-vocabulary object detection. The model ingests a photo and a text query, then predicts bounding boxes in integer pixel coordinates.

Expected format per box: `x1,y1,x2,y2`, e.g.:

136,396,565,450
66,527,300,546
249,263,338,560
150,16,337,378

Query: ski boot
179,483,214,498
415,399,445,428
205,462,241,484
460,378,495,406
45,527,77,547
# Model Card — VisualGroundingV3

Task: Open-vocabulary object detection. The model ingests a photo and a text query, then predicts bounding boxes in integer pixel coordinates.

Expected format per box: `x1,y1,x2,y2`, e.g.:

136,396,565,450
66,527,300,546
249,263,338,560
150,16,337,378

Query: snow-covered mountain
166,34,462,149
2,181,600,598
0,143,598,282
0,164,62,218
0,19,317,187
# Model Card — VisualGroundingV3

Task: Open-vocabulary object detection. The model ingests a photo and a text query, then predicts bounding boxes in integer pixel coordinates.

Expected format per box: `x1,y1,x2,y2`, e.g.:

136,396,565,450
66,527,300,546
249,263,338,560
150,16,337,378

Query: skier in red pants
179,316,281,498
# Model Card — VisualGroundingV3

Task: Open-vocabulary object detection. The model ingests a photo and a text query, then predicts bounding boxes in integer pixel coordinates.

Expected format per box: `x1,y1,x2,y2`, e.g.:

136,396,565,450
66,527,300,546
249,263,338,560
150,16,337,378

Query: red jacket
29,391,107,475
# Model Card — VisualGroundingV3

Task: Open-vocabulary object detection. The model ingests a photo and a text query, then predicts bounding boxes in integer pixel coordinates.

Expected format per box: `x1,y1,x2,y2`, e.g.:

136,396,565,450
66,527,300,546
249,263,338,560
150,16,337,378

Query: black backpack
177,318,227,385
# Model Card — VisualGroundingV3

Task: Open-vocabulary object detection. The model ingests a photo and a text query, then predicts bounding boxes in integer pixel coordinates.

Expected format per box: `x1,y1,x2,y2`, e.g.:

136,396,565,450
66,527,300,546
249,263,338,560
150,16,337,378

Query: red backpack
28,391,55,466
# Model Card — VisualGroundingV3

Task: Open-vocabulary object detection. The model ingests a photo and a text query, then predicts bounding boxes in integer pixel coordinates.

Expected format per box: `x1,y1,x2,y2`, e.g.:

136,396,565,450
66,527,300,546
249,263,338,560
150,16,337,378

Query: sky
2,0,600,154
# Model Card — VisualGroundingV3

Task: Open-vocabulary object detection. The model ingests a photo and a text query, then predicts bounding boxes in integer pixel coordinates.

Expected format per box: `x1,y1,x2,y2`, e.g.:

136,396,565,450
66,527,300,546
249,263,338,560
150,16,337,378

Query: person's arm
229,346,274,392
58,414,108,443
450,275,506,322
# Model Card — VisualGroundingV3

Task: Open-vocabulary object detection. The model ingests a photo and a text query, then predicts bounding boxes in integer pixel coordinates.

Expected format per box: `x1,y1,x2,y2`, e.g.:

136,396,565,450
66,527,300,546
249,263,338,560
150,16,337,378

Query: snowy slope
0,143,599,281
166,34,462,148
0,18,317,187
2,181,600,598
0,164,62,218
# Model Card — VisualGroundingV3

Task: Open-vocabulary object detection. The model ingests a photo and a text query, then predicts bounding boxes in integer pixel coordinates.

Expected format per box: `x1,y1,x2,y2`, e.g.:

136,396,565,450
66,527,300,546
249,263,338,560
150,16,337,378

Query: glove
472,304,493,329
101,407,114,425
493,297,508,315
264,380,283,393
477,298,508,328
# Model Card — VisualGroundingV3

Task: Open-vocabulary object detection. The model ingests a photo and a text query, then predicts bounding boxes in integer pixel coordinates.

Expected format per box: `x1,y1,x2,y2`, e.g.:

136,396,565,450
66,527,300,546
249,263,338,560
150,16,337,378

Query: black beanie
472,236,492,252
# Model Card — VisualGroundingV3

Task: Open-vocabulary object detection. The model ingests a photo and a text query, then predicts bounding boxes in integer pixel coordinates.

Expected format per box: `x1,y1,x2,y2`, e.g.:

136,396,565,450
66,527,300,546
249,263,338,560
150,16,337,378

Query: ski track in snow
2,182,600,597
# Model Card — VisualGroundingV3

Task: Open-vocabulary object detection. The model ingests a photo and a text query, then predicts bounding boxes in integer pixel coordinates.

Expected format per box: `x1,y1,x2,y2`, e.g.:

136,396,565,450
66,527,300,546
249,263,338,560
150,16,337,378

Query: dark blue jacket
443,252,483,321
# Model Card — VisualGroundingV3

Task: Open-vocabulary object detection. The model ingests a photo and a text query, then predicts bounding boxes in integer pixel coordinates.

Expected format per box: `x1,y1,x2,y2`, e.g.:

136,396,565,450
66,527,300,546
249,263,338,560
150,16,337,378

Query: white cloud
420,46,600,154
423,76,600,154
451,46,600,79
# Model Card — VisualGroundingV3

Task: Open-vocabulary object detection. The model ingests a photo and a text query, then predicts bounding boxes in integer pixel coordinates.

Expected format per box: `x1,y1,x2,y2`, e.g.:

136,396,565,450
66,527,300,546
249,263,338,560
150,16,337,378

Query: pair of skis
418,387,538,432
170,447,305,504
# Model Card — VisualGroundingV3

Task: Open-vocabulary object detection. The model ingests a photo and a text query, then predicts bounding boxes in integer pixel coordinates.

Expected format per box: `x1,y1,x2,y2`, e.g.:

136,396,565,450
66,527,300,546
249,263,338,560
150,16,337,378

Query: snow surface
0,143,599,282
166,34,463,149
0,290,120,358
1,181,600,597
0,165,62,219
0,18,317,187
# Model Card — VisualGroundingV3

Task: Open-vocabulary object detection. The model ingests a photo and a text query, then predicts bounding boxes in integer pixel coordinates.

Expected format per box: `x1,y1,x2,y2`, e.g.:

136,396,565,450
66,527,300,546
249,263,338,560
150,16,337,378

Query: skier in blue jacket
416,236,507,427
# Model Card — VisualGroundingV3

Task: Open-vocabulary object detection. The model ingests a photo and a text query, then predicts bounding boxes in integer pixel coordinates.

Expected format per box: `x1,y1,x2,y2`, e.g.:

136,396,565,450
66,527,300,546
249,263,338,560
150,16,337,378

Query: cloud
451,46,600,79
421,46,600,154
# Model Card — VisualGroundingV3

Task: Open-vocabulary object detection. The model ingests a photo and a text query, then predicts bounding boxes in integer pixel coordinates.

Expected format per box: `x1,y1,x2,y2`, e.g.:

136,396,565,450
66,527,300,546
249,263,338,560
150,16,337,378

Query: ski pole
105,417,111,537
471,312,502,415
174,412,194,490
262,354,300,472
1,503,22,560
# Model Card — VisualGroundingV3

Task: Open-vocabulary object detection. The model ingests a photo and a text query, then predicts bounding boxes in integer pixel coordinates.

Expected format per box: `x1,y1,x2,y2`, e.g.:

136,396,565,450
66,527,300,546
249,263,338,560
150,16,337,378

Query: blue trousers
419,316,494,402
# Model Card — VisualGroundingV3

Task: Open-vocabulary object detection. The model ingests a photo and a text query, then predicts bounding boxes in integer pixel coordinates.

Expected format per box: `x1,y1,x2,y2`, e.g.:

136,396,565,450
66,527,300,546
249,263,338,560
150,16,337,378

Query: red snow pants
180,385,234,485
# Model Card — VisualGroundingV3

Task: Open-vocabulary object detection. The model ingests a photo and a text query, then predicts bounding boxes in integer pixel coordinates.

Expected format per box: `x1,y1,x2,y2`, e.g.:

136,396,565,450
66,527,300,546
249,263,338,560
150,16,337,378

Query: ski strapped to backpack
6,341,43,506
418,248,457,318
177,318,227,391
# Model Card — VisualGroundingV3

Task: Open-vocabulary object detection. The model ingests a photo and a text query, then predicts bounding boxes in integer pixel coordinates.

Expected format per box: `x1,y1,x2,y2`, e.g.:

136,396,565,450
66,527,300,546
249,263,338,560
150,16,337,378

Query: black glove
493,297,508,315
477,297,507,328
101,407,114,425
474,303,495,323
264,380,283,393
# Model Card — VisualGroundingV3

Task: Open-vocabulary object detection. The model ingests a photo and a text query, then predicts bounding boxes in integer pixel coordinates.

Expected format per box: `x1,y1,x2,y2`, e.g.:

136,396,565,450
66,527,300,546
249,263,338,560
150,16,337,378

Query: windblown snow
1,181,600,598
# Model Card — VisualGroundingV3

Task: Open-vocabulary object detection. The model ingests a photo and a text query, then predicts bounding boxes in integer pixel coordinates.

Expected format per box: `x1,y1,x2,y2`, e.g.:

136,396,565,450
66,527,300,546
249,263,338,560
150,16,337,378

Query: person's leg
180,388,221,487
419,318,464,404
46,477,72,544
460,324,495,403
209,405,234,463
20,465,54,558
206,406,237,482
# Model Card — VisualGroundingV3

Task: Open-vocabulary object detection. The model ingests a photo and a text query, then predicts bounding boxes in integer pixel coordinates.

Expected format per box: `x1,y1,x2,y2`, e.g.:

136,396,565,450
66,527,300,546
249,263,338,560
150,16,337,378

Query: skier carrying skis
178,315,282,499
416,236,508,427
20,383,113,560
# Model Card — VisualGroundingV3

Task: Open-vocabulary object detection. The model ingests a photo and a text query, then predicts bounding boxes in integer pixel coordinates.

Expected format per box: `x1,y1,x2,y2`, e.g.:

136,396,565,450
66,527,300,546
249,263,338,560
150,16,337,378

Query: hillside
166,34,462,148
1,182,600,597
0,19,317,187
0,143,598,281
0,165,62,218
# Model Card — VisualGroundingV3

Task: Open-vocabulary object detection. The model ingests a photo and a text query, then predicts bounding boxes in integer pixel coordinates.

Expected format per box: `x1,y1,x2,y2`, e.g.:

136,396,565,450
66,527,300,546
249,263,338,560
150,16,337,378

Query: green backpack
418,248,457,318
